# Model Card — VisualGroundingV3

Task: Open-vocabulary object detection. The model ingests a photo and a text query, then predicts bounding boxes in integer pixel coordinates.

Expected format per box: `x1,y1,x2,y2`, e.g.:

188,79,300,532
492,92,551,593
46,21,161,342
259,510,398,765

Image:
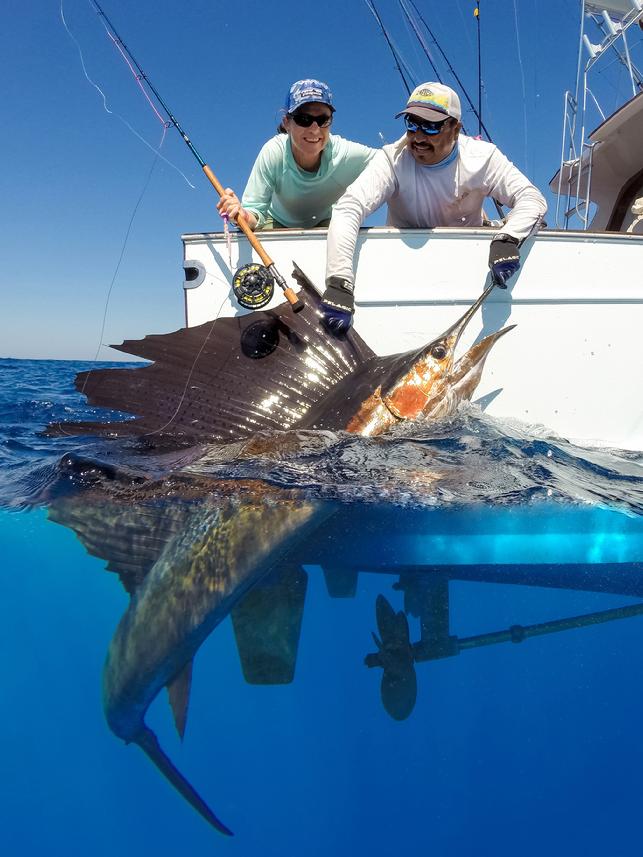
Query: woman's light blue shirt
242,133,376,229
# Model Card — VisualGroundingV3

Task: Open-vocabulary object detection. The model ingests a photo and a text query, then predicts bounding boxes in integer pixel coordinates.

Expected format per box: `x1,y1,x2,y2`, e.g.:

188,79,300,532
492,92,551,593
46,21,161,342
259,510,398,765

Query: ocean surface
2,356,643,856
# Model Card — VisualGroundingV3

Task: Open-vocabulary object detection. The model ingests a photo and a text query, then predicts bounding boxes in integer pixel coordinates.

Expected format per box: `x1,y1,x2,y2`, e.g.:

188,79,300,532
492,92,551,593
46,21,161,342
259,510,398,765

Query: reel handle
203,164,304,312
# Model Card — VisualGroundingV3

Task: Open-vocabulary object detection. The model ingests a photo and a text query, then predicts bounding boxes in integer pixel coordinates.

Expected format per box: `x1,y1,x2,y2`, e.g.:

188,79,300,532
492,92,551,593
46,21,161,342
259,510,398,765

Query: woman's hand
217,188,257,230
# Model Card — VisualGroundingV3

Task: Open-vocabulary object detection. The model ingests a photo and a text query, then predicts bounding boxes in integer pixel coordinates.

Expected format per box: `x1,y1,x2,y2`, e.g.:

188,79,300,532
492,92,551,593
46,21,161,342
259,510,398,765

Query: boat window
623,188,643,234
607,169,643,233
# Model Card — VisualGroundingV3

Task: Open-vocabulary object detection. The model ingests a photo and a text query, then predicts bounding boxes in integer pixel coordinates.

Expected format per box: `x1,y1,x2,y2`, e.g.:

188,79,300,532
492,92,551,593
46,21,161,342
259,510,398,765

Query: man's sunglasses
404,114,450,136
291,112,333,128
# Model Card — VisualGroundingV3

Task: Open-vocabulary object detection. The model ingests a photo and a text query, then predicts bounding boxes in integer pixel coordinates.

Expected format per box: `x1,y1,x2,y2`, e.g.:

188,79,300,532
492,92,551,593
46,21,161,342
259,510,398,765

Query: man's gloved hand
320,277,355,334
488,234,521,288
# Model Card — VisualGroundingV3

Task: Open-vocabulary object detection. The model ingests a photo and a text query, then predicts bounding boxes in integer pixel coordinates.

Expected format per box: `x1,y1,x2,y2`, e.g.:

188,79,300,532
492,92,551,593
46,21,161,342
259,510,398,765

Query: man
320,82,547,332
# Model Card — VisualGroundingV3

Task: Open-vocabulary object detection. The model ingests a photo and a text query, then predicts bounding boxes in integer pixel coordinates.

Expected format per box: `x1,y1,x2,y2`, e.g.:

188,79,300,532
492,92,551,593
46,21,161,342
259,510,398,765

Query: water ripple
1,359,642,515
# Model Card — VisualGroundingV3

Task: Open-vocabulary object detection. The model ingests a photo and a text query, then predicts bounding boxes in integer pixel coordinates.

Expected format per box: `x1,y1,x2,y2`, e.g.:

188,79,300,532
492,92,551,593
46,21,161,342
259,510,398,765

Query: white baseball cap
395,82,462,122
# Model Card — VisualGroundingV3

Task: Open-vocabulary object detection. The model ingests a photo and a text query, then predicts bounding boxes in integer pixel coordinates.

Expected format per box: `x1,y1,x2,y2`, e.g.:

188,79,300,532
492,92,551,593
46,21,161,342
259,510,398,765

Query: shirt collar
420,141,459,170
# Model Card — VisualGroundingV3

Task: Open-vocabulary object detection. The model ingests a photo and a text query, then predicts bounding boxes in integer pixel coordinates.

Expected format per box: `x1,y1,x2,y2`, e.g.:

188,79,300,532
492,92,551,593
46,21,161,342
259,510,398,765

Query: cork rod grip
202,164,272,265
202,164,304,311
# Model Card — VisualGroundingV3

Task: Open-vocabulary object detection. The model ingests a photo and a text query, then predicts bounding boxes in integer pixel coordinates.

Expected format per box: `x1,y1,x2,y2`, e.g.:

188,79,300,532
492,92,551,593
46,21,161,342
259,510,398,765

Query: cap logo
409,87,449,112
295,86,323,101
286,79,334,113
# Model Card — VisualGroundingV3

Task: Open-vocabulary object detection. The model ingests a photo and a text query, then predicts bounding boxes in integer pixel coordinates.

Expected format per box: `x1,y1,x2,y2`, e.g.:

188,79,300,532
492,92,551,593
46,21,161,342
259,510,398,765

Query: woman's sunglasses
291,112,333,128
404,114,450,136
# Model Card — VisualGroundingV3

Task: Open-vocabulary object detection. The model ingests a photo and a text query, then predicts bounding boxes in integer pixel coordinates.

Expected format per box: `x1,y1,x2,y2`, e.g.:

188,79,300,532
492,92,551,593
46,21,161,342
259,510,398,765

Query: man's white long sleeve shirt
326,134,547,286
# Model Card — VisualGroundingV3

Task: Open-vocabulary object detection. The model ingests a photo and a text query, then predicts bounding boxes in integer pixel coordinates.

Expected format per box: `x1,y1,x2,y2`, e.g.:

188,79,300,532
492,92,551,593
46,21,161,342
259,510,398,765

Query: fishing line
86,0,303,312
475,2,481,137
398,4,429,82
512,0,529,171
80,134,166,393
364,0,415,93
403,0,494,142
60,0,173,396
144,284,338,439
141,285,236,439
454,0,476,52
58,0,191,423
398,0,441,83
57,1,281,441
49,138,166,437
60,0,195,189
221,213,233,269
55,263,235,440
398,0,503,219
104,29,168,127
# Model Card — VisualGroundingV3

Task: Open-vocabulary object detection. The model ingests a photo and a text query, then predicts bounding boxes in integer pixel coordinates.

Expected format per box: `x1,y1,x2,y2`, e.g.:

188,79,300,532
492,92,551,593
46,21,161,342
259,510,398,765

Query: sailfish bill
47,266,513,443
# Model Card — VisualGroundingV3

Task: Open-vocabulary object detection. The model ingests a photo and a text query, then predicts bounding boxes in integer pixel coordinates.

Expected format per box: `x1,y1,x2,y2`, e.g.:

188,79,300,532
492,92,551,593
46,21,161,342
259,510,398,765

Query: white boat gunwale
179,225,643,452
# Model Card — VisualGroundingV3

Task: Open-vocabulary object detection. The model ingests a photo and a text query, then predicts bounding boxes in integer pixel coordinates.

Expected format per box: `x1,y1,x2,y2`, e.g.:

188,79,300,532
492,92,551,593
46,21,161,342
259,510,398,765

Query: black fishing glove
320,277,355,335
488,234,521,288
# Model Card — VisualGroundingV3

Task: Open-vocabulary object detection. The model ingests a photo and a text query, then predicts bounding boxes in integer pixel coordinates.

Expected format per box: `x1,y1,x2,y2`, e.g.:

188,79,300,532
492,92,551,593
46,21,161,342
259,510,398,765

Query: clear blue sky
1,1,630,359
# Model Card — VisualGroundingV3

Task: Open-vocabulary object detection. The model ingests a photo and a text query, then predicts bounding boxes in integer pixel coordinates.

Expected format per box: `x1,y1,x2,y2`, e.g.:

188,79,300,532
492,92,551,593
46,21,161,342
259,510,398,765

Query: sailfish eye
430,344,448,360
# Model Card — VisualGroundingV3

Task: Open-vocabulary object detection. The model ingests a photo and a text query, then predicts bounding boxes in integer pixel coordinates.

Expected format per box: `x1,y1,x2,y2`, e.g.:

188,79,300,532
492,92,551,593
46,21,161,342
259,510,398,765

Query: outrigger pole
475,1,482,138
89,1,304,312
400,0,494,143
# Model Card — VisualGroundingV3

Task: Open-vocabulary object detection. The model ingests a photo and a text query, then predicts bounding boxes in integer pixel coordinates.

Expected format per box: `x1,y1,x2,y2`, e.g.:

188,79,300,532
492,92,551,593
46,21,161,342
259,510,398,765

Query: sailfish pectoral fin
135,726,233,837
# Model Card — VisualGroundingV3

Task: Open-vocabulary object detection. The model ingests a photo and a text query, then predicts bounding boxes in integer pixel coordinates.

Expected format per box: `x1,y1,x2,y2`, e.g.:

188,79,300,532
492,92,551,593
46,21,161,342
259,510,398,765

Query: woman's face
283,102,333,168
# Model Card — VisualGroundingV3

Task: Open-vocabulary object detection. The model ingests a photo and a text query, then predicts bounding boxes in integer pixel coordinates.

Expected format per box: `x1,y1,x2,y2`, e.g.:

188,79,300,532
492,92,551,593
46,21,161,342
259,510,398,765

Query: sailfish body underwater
48,266,514,835
106,488,329,836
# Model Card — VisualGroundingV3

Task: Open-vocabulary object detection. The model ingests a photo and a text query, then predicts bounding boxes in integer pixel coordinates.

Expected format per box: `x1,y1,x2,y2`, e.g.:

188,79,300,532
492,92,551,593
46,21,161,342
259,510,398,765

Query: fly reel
232,263,274,309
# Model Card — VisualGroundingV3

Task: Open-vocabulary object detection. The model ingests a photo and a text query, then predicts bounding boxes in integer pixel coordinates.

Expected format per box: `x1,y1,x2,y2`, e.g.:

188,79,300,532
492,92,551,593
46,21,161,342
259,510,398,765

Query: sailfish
46,266,514,835
48,480,334,837
49,266,513,444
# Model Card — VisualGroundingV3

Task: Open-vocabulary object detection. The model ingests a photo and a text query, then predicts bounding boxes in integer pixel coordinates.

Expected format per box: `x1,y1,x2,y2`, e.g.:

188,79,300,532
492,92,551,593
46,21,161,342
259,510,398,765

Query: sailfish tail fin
136,726,234,837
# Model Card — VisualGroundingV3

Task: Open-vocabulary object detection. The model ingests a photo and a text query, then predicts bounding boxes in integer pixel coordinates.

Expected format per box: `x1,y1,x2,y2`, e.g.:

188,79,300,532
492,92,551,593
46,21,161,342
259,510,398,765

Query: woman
217,79,375,230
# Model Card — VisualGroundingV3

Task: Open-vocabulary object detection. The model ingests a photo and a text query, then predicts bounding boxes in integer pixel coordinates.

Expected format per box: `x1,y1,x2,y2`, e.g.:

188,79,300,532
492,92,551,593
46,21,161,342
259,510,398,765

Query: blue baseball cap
285,79,335,114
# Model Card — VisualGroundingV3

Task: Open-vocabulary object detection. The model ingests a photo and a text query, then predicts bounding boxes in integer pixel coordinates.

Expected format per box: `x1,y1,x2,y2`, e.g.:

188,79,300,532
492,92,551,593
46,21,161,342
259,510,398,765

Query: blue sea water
2,357,643,856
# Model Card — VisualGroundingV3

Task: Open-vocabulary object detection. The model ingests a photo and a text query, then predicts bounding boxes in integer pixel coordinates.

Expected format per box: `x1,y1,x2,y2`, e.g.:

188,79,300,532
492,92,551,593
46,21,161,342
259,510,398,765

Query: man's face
405,115,462,165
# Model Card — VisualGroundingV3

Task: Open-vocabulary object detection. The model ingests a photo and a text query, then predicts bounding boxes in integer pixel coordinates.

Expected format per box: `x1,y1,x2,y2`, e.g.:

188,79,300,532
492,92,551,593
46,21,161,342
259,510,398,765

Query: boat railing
555,90,581,228
564,141,597,230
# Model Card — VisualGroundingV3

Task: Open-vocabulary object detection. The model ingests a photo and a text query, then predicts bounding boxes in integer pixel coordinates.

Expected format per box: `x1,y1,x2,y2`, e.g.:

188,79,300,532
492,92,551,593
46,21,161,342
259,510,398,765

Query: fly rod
90,0,304,312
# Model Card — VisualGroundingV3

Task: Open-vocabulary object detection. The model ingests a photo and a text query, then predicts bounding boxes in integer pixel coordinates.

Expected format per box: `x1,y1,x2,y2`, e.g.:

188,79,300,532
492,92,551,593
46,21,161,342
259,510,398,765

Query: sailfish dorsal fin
47,266,375,444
